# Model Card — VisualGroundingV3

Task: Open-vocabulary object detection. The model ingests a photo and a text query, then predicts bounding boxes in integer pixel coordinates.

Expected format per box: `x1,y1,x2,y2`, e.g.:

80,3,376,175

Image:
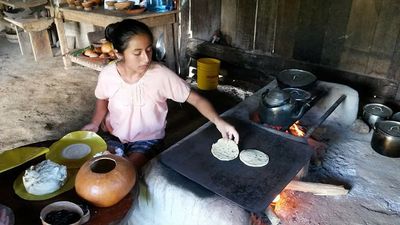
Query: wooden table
0,141,135,225
0,0,53,61
51,5,179,71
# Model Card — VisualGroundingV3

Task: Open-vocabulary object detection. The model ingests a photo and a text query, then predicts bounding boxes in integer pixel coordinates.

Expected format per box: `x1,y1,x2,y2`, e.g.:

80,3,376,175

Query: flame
270,194,281,210
289,121,306,137
272,194,281,204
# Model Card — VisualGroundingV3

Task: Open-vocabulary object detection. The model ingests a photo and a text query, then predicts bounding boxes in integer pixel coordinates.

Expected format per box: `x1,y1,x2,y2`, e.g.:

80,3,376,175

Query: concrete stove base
120,80,400,225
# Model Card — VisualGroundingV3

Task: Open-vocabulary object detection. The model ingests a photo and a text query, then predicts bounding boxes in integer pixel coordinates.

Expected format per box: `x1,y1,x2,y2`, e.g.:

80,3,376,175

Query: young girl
82,19,239,169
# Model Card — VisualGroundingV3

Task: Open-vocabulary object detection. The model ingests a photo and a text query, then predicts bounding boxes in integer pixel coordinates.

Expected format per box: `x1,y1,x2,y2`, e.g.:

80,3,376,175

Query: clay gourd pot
75,154,136,207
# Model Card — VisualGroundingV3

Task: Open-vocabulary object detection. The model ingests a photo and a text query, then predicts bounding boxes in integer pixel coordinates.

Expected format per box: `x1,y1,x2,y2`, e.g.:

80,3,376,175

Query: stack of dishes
7,131,107,201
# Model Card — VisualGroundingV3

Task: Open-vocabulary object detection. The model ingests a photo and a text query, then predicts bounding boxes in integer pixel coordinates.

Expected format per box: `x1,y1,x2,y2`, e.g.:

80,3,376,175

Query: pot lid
391,112,400,122
277,69,317,87
262,88,291,107
376,120,400,137
282,88,311,101
363,103,393,117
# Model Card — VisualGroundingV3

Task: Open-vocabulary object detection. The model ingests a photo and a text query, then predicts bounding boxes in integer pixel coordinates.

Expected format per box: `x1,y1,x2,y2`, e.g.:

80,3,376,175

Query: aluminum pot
391,112,400,122
277,69,317,90
362,103,393,128
371,120,400,158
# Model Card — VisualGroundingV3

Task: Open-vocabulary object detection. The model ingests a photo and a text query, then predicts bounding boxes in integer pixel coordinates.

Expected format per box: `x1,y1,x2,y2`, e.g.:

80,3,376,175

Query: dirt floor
0,35,100,152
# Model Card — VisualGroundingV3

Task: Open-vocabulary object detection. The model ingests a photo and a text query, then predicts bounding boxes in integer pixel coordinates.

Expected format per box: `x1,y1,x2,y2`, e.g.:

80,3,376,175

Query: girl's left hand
214,118,239,144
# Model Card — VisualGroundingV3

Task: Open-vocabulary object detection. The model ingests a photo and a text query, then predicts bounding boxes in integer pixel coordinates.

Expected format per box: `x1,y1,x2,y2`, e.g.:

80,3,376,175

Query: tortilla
239,149,269,167
211,138,239,161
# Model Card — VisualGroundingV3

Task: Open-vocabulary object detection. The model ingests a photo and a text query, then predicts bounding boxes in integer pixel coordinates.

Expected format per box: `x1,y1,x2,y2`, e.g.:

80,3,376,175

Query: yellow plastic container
197,58,220,90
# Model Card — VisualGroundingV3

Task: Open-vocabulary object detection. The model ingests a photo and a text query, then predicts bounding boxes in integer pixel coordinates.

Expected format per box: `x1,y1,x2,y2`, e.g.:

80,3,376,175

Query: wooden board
191,0,221,41
274,0,301,58
320,0,353,67
339,0,380,73
3,17,53,32
254,0,278,53
221,0,256,50
29,30,53,61
221,0,237,46
17,30,33,56
388,30,400,81
0,0,47,8
235,0,257,50
292,0,330,63
366,0,400,78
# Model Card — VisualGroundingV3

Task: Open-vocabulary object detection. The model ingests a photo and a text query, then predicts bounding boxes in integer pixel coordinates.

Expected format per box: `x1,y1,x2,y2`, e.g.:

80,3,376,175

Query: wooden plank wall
186,0,400,101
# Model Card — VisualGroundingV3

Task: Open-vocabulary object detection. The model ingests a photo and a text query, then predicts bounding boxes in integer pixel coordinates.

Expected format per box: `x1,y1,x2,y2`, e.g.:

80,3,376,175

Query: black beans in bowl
44,209,81,225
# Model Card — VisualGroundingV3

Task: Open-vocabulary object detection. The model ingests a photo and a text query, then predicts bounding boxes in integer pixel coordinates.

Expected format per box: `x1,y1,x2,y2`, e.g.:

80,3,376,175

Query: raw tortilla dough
239,149,269,167
22,159,67,195
211,138,239,161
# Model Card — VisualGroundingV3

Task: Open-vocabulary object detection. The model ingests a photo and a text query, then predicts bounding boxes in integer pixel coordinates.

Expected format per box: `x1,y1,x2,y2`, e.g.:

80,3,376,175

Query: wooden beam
285,180,349,196
0,0,47,8
58,7,176,28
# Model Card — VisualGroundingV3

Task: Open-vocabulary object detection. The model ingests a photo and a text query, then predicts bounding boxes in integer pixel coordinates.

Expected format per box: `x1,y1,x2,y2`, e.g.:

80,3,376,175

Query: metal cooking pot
391,112,400,122
259,88,309,127
277,69,317,90
371,120,400,158
362,103,393,128
282,87,311,102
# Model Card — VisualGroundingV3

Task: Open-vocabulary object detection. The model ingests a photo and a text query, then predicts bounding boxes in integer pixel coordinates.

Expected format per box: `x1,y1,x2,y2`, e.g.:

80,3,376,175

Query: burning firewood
285,180,349,196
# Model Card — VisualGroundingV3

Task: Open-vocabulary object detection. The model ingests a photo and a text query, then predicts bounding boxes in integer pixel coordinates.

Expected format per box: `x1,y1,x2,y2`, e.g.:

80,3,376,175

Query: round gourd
75,154,136,207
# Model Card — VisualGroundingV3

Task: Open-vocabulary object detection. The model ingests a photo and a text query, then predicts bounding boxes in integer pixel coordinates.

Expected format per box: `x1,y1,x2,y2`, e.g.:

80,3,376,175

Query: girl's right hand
81,123,99,132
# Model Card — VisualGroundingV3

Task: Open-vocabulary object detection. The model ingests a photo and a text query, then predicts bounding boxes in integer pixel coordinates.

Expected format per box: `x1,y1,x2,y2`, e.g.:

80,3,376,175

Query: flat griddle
160,116,313,213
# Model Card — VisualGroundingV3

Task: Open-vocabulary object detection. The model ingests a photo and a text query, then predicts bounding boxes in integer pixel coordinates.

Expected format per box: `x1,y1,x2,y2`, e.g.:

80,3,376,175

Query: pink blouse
95,62,190,143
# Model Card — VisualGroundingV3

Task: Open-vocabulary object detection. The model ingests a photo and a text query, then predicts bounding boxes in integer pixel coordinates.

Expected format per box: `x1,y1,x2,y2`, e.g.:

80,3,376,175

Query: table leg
28,30,53,61
54,17,72,69
13,25,24,55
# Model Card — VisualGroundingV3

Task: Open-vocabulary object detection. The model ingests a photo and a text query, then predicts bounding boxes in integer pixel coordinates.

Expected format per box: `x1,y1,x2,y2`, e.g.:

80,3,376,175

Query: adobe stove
127,77,359,225
252,83,346,144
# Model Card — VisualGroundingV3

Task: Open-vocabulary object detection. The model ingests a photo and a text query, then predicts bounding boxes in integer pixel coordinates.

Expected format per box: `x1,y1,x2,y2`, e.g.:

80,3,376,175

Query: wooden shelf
57,5,177,27
52,4,178,70
3,16,53,32
0,0,48,8
68,51,110,71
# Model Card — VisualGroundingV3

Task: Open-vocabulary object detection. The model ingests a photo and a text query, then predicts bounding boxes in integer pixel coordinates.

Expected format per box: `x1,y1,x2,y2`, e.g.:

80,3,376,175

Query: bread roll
101,42,113,53
84,49,99,58
98,53,108,58
93,47,102,54
108,51,117,59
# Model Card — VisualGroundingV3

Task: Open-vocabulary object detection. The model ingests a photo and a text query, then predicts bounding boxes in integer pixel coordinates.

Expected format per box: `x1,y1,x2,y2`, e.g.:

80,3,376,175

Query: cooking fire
288,121,306,137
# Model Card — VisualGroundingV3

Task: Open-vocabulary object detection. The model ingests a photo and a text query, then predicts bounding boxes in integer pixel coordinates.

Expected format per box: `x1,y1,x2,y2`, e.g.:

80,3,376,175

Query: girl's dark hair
105,19,153,53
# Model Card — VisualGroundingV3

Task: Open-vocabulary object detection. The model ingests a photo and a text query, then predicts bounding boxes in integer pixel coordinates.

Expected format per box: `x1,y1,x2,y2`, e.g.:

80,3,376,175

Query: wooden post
54,17,72,68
